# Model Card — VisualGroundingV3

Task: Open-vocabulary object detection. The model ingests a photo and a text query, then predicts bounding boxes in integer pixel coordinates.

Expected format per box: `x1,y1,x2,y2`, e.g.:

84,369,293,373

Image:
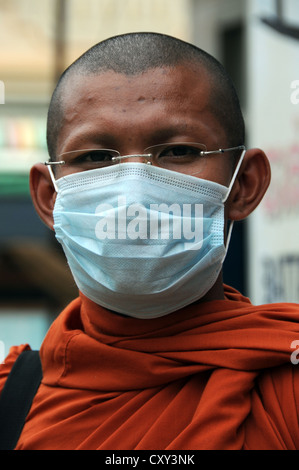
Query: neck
196,272,225,304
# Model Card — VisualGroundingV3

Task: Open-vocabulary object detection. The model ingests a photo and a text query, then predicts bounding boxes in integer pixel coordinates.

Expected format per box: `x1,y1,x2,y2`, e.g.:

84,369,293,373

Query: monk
1,32,299,450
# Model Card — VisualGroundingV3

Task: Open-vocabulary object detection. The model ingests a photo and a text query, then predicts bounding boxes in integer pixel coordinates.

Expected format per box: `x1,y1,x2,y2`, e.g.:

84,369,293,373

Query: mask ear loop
220,219,235,263
46,164,59,193
221,148,246,258
222,148,246,204
224,219,234,252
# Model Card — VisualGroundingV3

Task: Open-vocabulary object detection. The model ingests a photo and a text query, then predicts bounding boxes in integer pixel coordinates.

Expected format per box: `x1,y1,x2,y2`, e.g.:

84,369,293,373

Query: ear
226,148,271,221
29,163,56,230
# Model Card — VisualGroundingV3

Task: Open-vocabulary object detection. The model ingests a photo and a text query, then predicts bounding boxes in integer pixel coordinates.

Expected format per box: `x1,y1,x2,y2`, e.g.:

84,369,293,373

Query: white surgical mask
49,153,244,319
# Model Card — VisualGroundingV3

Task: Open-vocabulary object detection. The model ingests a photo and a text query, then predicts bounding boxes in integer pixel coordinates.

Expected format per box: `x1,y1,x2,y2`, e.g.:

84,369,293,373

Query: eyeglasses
45,143,246,178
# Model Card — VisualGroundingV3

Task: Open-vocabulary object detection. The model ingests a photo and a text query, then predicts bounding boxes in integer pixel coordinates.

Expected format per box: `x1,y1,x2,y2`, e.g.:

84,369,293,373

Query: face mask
50,153,245,319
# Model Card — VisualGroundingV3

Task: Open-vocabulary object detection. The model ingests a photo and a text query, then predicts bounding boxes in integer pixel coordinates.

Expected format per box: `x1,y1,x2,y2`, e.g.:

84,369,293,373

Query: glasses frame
45,143,246,168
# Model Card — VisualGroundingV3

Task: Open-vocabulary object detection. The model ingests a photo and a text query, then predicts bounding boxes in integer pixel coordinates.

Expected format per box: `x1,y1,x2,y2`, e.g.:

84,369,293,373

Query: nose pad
112,153,153,165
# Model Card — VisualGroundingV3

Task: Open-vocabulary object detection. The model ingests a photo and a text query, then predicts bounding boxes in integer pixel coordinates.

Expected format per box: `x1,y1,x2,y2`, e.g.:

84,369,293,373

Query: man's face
55,65,233,187
30,62,270,305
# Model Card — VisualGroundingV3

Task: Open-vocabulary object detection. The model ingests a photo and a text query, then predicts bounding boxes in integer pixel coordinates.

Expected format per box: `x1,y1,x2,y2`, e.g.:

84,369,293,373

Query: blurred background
0,0,299,356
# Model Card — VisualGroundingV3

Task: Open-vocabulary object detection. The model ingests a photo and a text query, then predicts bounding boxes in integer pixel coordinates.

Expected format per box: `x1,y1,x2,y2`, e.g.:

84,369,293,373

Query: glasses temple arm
202,145,245,156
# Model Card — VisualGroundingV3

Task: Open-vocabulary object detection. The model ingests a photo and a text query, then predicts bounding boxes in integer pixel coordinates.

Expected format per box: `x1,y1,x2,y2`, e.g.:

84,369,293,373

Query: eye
158,145,202,160
77,149,116,163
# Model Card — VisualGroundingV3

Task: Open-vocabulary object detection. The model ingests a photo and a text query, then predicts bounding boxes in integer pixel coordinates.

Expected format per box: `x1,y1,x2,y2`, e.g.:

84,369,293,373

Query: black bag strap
0,350,42,450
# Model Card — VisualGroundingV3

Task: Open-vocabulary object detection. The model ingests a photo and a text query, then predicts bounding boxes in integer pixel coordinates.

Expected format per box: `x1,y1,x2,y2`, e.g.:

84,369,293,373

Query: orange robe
1,285,299,450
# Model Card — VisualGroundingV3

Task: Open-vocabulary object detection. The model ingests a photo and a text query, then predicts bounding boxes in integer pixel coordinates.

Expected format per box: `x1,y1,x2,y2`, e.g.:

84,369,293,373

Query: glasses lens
146,143,207,175
55,149,120,176
52,144,210,178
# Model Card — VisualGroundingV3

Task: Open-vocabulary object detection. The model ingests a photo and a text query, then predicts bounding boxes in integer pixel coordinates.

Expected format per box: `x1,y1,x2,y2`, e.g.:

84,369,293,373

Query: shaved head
47,32,245,160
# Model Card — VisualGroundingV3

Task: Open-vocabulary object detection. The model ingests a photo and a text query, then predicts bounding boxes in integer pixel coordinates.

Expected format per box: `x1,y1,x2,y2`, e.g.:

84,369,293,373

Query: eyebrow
62,128,118,150
62,122,200,152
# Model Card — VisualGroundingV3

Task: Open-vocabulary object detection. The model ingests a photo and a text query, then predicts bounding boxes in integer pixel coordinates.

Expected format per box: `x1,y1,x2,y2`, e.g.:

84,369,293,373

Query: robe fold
1,285,299,450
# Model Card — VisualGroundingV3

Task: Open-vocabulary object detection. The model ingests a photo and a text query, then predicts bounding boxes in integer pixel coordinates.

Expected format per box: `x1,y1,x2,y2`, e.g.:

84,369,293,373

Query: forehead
62,65,212,109
57,65,224,153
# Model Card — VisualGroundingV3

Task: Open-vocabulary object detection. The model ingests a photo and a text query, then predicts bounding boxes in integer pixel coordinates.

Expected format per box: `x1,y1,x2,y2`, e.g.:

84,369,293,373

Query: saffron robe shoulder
0,288,299,449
